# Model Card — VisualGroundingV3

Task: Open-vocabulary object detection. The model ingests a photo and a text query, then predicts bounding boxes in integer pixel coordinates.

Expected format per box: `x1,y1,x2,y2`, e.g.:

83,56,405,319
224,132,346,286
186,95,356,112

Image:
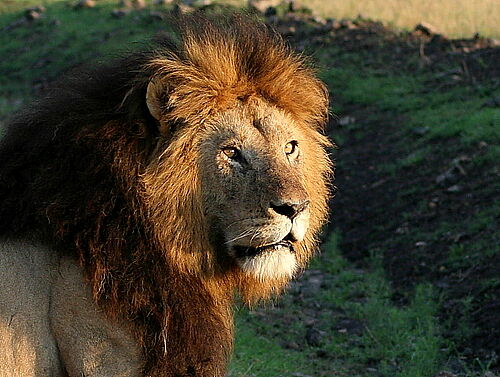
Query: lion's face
143,28,331,288
199,101,318,281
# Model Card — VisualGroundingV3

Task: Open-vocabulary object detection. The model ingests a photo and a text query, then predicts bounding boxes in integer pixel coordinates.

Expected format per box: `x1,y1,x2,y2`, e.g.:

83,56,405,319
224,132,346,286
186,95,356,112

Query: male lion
0,14,332,377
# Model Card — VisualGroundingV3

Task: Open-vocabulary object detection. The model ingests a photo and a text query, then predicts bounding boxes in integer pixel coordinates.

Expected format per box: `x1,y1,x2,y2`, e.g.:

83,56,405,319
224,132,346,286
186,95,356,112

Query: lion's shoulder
0,241,141,377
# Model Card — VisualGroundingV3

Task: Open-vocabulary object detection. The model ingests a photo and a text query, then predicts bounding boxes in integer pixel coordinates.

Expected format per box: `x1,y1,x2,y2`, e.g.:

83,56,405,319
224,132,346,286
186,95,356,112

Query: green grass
0,0,172,121
320,65,500,167
229,233,445,377
230,316,319,376
319,235,444,377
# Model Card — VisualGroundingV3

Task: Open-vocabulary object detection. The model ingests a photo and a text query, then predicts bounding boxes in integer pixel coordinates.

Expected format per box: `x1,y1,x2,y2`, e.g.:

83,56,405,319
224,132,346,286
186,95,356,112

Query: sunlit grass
208,0,500,38
321,66,500,154
296,0,499,38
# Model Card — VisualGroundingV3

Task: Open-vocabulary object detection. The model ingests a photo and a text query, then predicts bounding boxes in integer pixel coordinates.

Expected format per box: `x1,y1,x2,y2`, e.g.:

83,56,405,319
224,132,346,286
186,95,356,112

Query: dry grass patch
305,0,500,38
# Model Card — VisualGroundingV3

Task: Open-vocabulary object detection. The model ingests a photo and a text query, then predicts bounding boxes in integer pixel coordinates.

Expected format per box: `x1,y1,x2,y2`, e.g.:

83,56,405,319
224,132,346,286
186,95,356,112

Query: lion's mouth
233,240,294,258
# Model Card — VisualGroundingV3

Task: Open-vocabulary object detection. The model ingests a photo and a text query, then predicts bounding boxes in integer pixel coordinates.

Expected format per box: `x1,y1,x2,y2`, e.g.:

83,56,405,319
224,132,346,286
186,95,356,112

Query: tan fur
0,14,332,377
0,240,142,377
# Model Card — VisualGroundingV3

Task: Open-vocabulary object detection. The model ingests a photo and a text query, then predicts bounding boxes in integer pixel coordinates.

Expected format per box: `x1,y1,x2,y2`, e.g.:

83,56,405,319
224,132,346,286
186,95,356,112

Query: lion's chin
237,248,297,281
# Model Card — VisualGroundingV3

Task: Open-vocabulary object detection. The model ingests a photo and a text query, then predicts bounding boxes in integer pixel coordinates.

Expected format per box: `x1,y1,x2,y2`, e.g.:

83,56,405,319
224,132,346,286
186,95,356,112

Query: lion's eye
284,141,298,156
222,147,240,160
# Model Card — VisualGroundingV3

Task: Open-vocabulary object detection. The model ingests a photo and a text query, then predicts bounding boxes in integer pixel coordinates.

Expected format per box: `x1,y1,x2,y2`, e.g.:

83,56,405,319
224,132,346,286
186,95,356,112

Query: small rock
149,11,166,20
111,8,131,17
284,341,300,350
451,233,467,242
304,318,316,326
370,178,386,188
74,0,96,9
395,224,409,234
428,197,440,209
247,0,281,13
24,9,43,20
412,126,429,136
436,163,466,186
132,0,146,9
312,16,327,25
305,327,323,347
435,169,457,185
483,96,500,108
415,22,440,36
452,155,470,164
433,372,459,377
436,278,450,288
482,372,497,377
338,115,356,126
451,156,470,174
478,141,488,149
326,18,341,30
446,184,462,193
173,3,194,14
340,19,356,29
415,241,427,247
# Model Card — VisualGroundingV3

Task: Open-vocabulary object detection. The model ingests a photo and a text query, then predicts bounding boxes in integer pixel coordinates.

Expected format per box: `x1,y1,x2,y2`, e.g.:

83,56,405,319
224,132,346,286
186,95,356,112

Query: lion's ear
146,78,179,137
146,78,164,122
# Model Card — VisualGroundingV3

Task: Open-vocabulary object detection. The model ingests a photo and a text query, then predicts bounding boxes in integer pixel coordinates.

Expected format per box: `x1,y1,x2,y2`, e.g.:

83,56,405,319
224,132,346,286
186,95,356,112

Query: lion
0,14,332,377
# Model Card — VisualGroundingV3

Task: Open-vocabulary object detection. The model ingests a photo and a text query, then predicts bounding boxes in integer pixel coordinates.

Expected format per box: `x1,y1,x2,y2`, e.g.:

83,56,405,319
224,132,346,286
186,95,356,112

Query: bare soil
267,9,500,371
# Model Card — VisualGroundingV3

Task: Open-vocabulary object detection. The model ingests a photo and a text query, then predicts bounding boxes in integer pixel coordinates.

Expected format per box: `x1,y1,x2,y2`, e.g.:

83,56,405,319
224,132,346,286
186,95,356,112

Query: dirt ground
265,8,499,372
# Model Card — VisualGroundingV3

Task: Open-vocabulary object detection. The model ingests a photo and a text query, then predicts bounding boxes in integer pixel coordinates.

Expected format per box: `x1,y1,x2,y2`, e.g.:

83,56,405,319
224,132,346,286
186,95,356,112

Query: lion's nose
270,199,310,220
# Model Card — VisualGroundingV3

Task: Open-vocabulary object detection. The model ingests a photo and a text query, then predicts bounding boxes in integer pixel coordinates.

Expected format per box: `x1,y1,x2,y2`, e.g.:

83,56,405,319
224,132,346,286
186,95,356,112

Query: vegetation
302,0,500,39
212,0,500,38
230,233,445,377
1,1,498,376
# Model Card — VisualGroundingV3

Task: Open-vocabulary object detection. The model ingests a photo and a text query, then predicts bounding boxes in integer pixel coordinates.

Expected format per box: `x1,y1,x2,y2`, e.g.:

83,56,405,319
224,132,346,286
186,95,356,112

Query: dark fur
0,13,329,377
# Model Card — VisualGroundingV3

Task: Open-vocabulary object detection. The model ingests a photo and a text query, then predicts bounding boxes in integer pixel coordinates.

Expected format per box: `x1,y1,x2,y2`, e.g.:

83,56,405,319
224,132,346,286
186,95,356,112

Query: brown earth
263,8,500,371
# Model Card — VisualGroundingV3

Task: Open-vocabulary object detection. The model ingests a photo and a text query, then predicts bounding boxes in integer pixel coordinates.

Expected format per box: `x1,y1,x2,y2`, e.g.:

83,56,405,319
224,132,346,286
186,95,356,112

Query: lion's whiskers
224,229,255,245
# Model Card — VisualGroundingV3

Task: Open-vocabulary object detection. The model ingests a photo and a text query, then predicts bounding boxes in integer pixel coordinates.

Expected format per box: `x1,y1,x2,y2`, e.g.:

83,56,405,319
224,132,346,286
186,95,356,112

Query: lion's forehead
211,103,305,144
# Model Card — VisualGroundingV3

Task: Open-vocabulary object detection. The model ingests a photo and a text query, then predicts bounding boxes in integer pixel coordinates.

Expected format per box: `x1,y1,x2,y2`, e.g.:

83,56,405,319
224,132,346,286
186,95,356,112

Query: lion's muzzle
269,198,310,221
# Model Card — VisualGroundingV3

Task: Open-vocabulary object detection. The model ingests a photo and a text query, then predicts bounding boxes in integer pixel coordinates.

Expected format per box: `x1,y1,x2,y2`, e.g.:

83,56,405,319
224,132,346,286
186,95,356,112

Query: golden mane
145,15,328,130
